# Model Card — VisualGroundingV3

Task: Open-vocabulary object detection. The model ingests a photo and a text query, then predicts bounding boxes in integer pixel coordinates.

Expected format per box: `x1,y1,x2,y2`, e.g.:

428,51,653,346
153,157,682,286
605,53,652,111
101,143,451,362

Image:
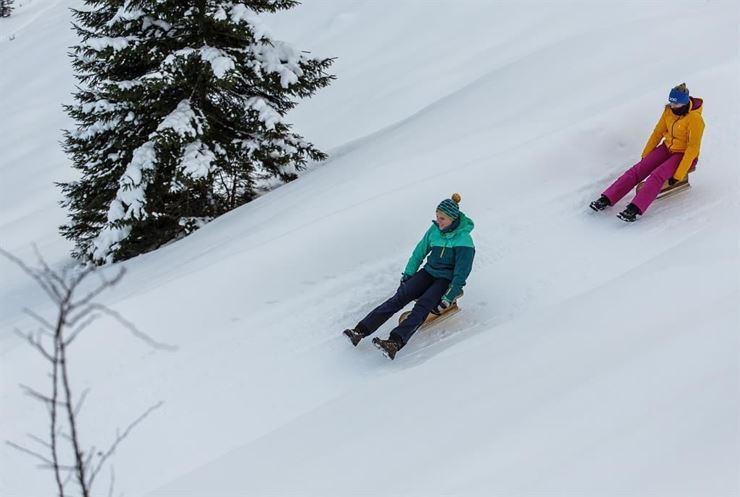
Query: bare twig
27,433,52,450
64,318,95,347
62,465,77,488
108,466,116,497
33,245,71,295
19,384,65,407
13,329,54,362
74,388,91,418
83,448,95,480
88,401,165,489
6,441,55,467
0,247,63,304
70,267,125,309
4,247,169,497
41,463,78,472
86,303,177,351
65,303,97,328
22,308,57,332
58,335,89,497
50,331,65,496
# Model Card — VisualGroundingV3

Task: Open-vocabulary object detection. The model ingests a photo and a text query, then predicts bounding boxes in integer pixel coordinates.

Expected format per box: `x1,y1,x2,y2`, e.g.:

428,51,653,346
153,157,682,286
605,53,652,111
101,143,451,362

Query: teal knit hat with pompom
436,193,462,219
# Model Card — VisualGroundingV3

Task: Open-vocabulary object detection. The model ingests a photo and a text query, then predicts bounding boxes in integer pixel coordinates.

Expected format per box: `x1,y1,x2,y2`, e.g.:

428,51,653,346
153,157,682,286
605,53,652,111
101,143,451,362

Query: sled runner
398,293,462,330
636,165,695,200
636,177,691,199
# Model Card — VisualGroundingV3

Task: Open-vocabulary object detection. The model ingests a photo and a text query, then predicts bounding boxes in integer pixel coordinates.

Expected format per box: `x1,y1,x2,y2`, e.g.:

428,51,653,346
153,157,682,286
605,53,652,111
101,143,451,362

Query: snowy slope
1,1,738,496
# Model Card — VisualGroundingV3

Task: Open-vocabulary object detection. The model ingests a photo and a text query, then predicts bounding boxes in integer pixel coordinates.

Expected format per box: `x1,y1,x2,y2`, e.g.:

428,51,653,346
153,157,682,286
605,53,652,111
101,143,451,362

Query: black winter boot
589,195,611,212
372,335,404,360
617,203,641,222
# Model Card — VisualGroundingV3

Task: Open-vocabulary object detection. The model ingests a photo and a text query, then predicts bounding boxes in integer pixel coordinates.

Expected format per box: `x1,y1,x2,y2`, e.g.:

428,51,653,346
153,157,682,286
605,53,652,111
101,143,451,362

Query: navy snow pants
357,269,451,345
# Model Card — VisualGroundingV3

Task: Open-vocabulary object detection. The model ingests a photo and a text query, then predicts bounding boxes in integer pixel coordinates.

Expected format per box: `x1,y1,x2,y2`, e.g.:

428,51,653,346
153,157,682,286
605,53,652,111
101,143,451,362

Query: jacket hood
455,212,474,234
433,211,474,236
667,97,703,114
690,97,703,112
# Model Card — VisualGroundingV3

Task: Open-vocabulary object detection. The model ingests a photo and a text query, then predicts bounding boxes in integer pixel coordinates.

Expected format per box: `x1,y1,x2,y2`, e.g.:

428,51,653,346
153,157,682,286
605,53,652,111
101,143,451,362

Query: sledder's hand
400,273,411,285
668,177,679,186
435,298,452,314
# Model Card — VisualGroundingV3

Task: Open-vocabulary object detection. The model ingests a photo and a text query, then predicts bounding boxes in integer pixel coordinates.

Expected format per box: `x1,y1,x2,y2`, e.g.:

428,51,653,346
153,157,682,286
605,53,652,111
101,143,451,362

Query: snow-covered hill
1,1,738,496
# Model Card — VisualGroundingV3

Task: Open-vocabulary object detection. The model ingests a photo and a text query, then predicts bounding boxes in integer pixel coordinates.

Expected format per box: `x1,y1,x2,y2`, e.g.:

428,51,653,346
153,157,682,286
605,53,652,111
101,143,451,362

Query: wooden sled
398,293,462,330
636,177,690,199
636,165,695,200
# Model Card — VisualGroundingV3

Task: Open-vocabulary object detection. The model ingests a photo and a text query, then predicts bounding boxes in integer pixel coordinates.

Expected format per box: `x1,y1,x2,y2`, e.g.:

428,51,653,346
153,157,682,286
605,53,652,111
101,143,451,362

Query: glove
434,298,452,315
400,273,411,285
668,177,679,186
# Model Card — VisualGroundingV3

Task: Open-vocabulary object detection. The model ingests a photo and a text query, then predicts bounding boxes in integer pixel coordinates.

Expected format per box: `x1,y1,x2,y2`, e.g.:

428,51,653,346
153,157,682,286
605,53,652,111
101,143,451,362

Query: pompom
673,82,689,94
451,193,462,204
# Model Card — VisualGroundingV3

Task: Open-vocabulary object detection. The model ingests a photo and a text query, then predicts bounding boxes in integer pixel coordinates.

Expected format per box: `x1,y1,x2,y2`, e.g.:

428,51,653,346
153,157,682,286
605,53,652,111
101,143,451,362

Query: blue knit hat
668,83,690,105
437,193,462,219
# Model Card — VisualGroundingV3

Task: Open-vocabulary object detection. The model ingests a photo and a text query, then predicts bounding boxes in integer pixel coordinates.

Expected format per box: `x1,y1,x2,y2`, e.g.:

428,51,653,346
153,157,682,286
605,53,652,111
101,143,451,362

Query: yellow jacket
641,97,705,180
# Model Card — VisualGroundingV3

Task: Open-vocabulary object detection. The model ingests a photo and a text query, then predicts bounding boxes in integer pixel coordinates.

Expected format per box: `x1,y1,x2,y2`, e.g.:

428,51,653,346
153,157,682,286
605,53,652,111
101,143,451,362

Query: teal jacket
403,212,475,302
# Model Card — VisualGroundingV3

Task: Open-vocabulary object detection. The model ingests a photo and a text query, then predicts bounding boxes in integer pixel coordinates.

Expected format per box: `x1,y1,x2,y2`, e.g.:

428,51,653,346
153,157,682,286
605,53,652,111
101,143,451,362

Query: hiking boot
343,328,367,346
372,336,404,360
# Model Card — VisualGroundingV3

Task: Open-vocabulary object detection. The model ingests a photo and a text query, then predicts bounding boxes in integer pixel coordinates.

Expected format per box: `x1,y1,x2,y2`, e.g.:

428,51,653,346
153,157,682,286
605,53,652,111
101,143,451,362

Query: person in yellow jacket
590,83,705,221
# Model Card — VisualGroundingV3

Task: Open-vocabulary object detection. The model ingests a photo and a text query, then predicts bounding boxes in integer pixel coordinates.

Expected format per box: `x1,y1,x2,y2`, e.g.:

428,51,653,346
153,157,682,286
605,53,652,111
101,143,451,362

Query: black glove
400,273,411,285
668,177,679,186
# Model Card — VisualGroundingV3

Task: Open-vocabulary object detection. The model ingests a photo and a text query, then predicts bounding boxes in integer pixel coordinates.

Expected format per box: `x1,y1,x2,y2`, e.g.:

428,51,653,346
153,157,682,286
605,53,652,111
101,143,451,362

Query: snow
90,141,157,262
72,116,120,139
156,99,200,137
102,78,141,90
83,35,135,52
246,95,282,129
198,45,235,78
105,5,144,27
251,39,304,87
180,140,215,179
115,141,156,217
1,1,738,497
79,98,120,114
163,46,236,79
230,4,270,40
140,16,172,33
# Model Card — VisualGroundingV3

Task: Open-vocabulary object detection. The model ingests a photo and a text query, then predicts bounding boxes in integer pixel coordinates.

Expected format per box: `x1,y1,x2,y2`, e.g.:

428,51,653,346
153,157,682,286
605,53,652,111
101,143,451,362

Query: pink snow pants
602,144,696,214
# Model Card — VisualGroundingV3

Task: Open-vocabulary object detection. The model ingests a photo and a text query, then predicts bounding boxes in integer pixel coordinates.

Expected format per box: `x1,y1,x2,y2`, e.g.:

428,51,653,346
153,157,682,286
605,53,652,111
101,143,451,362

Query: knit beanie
437,193,462,219
668,83,690,105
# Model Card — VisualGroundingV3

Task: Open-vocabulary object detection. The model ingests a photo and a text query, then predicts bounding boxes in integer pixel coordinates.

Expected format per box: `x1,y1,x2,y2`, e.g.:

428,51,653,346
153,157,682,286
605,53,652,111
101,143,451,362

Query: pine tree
0,0,14,18
60,0,334,264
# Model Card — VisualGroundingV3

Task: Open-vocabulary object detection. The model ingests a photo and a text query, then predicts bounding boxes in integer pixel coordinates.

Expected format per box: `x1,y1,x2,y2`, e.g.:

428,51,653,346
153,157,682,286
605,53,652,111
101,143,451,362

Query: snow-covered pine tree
60,0,334,264
0,0,14,18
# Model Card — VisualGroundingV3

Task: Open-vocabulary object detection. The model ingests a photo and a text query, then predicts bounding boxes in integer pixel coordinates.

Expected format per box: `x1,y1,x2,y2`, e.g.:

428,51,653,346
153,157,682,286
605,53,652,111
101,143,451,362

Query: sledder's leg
356,270,433,336
602,145,671,205
630,153,682,214
388,277,451,346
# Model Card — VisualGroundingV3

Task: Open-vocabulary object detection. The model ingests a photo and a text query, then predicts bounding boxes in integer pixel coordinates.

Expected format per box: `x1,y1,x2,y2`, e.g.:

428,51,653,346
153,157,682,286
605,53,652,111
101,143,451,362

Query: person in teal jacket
343,193,475,359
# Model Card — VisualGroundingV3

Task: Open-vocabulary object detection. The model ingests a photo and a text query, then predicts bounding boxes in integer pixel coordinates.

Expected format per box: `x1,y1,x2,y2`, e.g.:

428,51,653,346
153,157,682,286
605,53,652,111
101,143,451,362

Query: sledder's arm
403,226,432,277
444,246,475,303
641,110,667,158
673,116,705,181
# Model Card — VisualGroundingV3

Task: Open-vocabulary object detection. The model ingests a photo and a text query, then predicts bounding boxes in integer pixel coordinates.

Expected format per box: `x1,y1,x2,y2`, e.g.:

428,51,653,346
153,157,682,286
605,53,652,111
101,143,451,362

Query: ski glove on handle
435,297,453,315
